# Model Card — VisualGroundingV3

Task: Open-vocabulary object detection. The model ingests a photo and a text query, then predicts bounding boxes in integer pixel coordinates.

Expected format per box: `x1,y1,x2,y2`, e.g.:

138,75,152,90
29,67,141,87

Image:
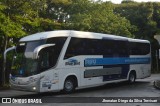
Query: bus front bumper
10,80,40,92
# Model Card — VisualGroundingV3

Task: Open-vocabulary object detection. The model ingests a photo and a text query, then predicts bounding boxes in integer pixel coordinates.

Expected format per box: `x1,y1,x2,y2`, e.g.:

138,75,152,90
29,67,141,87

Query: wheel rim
65,80,73,91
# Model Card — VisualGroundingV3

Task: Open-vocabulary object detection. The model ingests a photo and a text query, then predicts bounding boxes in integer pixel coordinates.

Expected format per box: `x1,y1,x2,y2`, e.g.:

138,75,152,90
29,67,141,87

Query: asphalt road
1,74,160,106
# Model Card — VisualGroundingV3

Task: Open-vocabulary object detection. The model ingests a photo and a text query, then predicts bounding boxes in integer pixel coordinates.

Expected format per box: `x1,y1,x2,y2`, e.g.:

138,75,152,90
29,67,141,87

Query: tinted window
129,42,150,55
109,40,129,57
38,46,55,72
46,37,67,55
25,40,46,52
64,38,129,59
37,37,67,72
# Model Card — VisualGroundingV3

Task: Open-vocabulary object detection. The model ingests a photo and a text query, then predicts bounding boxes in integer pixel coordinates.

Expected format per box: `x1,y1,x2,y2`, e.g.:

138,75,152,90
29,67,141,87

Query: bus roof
20,30,149,43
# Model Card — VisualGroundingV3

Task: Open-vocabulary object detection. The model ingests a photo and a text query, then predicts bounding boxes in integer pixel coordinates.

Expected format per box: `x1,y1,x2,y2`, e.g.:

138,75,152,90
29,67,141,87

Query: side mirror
33,44,55,59
4,46,16,62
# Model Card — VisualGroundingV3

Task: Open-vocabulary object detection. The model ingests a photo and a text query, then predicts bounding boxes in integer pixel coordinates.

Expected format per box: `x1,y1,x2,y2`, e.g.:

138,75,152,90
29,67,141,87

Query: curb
153,80,160,90
0,88,10,91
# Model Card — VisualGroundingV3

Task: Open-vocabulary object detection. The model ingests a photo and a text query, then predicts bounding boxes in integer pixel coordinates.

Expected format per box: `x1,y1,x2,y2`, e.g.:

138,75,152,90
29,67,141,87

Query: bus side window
129,42,150,55
65,48,75,58
64,38,84,59
65,38,132,58
38,47,55,72
39,51,49,72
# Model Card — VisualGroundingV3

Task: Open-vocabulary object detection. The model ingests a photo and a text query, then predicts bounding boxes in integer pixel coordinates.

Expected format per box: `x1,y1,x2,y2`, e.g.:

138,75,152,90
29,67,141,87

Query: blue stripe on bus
84,57,150,67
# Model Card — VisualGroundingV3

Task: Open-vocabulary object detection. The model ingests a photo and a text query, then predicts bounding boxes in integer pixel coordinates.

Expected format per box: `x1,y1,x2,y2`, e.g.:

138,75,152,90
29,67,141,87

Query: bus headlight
28,77,38,83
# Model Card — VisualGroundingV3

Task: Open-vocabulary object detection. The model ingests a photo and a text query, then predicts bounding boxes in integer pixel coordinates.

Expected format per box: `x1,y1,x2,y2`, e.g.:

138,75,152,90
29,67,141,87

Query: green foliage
114,2,158,39
0,0,159,42
66,1,136,37
121,0,136,4
153,3,160,35
0,16,26,38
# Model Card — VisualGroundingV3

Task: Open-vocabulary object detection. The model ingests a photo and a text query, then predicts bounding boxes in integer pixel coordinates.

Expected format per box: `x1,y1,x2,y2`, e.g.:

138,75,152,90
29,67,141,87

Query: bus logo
65,59,80,66
84,59,97,66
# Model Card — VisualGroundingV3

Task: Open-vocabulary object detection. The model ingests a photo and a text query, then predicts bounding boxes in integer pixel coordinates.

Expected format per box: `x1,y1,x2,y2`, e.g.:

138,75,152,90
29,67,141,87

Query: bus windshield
11,37,67,77
11,54,38,77
11,40,45,77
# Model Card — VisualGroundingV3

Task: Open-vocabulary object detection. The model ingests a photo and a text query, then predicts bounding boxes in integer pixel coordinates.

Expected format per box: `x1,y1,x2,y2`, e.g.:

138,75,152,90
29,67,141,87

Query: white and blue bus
4,30,151,93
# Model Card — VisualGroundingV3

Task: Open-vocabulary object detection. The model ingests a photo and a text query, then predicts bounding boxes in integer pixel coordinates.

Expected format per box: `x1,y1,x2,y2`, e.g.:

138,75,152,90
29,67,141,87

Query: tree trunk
2,35,8,86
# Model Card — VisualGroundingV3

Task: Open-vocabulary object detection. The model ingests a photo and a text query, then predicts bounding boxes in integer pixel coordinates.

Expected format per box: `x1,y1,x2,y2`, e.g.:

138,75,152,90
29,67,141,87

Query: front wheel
128,72,136,83
63,78,75,93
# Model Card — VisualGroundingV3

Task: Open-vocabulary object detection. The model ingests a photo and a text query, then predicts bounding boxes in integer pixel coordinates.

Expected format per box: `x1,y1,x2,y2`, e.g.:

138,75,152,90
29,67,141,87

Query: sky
104,0,160,4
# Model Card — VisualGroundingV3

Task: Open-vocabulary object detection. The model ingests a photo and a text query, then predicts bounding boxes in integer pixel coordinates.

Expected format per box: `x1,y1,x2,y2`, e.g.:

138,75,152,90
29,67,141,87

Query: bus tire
128,71,136,83
63,78,75,93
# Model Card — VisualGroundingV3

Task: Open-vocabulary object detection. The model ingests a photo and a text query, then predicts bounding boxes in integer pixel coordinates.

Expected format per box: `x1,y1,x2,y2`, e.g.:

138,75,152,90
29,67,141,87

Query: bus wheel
63,78,75,93
128,72,136,83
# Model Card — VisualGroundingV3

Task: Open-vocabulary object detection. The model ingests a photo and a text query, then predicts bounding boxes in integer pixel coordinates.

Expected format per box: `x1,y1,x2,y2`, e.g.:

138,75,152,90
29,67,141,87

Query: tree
0,3,26,86
65,0,136,37
114,2,157,39
40,0,71,22
121,0,136,4
0,0,63,85
153,3,160,34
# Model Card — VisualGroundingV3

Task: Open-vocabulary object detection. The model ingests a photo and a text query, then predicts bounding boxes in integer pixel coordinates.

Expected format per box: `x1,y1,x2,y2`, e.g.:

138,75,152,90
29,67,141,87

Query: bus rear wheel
128,72,136,83
63,78,75,93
